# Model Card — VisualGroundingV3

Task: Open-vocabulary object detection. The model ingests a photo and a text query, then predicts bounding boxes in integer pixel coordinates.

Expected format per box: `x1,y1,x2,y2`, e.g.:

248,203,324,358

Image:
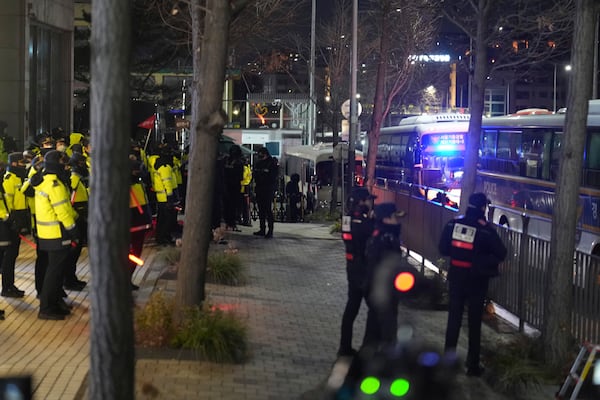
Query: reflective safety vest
149,156,174,203
35,174,77,246
3,172,27,211
240,164,252,193
70,172,89,204
173,156,183,186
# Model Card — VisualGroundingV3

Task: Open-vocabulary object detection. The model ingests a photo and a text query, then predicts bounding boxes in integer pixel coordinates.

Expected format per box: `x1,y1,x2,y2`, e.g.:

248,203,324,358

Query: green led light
360,376,381,395
390,378,410,397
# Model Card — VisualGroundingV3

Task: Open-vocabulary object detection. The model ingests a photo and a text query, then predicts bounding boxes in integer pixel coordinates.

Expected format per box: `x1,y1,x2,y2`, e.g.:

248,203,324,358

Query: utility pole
308,0,316,145
346,0,358,193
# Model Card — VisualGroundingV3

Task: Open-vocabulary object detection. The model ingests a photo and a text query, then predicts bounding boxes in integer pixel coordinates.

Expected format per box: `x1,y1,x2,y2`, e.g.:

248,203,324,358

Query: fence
372,180,600,344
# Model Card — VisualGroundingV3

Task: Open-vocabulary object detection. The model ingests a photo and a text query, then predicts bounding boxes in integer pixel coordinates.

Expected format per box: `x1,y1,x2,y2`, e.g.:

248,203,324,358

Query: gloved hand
167,195,177,208
67,226,80,244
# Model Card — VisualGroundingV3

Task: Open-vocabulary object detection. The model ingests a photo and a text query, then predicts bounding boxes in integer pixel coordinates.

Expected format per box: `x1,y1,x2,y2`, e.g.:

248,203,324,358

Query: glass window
29,25,70,139
481,130,497,157
586,131,600,170
498,131,521,160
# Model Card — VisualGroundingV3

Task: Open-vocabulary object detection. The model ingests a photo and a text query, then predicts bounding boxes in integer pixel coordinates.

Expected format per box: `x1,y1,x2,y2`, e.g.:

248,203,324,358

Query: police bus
479,100,600,255
375,113,469,204
284,142,364,210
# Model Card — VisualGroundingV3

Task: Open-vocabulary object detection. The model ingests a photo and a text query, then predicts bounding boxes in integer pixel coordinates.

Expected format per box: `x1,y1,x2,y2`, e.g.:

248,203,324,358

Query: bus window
482,130,497,157
551,131,562,181
586,131,600,170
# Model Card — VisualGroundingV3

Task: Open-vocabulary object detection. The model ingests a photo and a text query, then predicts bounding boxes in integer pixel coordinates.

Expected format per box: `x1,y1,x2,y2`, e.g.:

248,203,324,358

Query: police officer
337,187,376,357
35,150,79,320
438,192,507,376
252,147,278,238
1,152,29,298
129,157,152,290
63,152,89,290
363,202,405,347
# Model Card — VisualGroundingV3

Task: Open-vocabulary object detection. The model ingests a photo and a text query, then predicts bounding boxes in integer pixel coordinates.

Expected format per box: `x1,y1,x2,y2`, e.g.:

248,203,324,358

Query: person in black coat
337,187,376,357
223,145,244,231
438,192,507,377
285,173,302,223
362,202,406,347
252,147,278,238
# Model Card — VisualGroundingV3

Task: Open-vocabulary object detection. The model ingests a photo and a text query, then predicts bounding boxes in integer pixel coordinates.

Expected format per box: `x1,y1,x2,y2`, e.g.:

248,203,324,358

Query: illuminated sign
422,133,465,153
409,54,451,63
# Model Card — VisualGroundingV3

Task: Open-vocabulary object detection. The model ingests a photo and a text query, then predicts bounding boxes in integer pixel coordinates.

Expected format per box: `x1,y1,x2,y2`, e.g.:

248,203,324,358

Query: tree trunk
89,1,134,399
176,0,230,312
459,0,490,213
543,0,598,368
366,8,389,193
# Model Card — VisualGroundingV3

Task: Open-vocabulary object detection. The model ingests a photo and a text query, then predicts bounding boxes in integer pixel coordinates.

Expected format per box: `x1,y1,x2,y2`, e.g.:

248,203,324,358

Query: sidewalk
133,223,515,400
0,223,555,399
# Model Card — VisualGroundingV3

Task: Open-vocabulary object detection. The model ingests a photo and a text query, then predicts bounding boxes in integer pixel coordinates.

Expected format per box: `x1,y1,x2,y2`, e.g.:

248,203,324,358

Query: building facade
0,0,73,149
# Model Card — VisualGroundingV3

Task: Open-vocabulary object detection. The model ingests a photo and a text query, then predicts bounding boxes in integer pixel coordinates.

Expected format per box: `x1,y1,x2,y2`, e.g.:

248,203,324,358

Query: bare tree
176,0,231,310
544,0,600,368
89,0,134,398
441,0,573,212
363,0,440,191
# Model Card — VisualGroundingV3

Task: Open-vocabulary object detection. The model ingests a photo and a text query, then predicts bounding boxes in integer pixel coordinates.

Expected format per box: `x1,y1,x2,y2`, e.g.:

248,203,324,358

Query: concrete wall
0,0,73,150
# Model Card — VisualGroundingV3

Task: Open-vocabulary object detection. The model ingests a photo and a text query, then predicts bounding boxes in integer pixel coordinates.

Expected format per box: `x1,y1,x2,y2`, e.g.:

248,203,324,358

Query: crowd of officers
336,188,507,397
0,128,187,321
0,131,299,320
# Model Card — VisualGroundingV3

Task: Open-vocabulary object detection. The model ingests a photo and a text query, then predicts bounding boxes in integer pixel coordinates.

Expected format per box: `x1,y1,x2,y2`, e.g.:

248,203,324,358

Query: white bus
479,100,600,255
375,113,470,204
285,143,364,210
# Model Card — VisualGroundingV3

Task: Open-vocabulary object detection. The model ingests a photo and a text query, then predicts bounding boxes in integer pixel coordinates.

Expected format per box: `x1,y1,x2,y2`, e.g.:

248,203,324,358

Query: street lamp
553,64,572,112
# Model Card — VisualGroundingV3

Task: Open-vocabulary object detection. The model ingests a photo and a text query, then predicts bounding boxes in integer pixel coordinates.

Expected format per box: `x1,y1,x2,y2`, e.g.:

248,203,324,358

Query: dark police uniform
438,192,507,376
252,147,278,238
338,188,375,356
363,202,404,347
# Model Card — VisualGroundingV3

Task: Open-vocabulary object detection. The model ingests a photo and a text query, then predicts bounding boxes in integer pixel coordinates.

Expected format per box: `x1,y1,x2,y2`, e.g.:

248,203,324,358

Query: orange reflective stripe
451,259,472,268
451,240,474,250
342,233,352,241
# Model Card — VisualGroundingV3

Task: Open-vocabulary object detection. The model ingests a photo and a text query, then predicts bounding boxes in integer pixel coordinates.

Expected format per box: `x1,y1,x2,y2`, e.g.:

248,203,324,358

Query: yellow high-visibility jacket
149,157,174,203
3,171,27,211
241,164,252,193
70,172,89,204
173,156,183,186
35,174,78,249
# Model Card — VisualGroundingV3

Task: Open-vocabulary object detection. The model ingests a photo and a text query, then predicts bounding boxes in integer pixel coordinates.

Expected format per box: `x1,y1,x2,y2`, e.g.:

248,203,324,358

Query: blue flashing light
418,351,441,367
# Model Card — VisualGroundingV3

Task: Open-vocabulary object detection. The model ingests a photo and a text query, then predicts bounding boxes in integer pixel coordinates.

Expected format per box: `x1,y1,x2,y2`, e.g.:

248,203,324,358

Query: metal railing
372,181,600,344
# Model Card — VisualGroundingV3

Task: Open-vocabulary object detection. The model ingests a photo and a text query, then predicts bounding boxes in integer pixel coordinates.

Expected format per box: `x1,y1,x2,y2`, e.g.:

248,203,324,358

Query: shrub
485,334,556,399
134,291,176,347
154,247,181,265
171,304,249,363
330,219,342,234
207,252,247,286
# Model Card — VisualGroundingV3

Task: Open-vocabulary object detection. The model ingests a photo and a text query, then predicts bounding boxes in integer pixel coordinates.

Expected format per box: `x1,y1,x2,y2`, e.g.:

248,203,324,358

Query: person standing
362,202,405,347
35,150,79,320
1,152,29,298
285,173,302,223
438,192,507,376
149,145,175,245
223,145,243,231
21,155,47,298
239,156,252,226
252,147,278,238
63,152,89,291
337,187,376,357
129,158,152,290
